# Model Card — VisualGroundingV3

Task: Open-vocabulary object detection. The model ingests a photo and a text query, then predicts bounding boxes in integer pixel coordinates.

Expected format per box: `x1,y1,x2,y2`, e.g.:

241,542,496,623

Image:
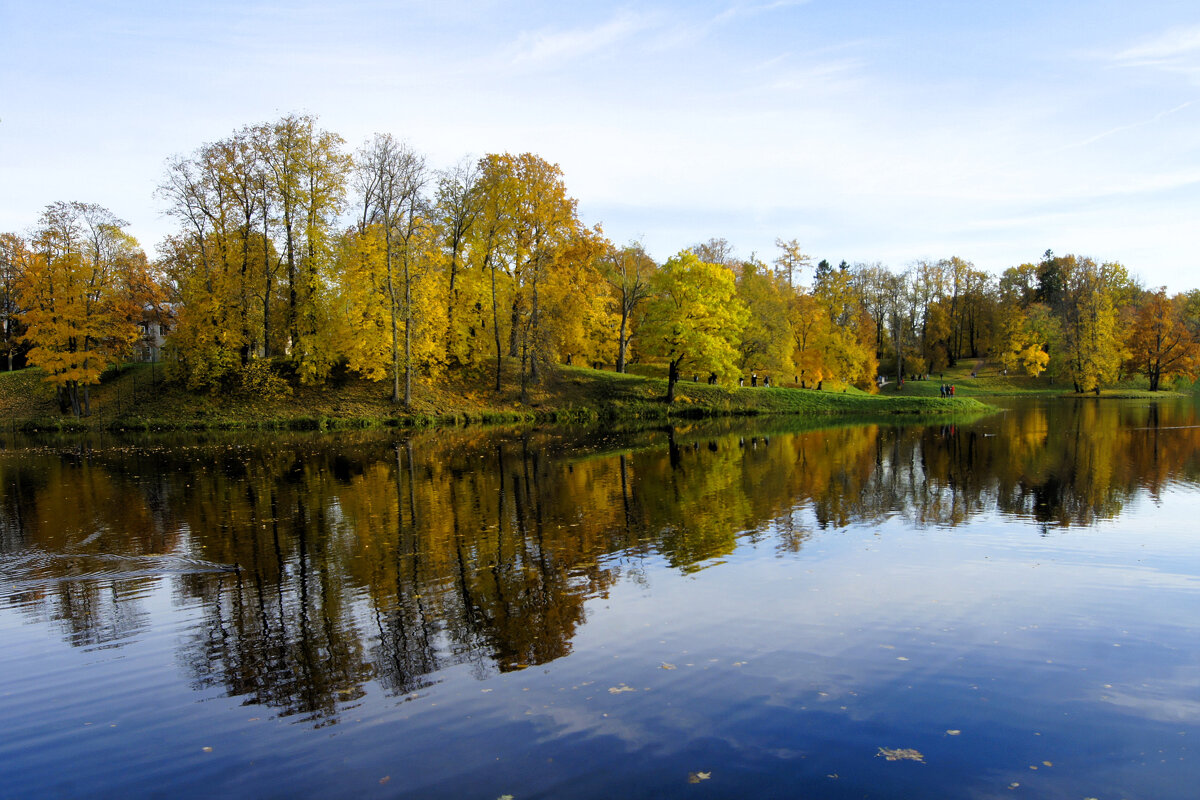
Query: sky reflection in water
2,398,1199,798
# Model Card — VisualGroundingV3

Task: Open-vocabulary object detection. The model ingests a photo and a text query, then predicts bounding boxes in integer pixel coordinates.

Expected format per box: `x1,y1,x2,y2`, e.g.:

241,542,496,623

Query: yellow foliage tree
996,302,1056,377
19,202,153,415
641,251,750,402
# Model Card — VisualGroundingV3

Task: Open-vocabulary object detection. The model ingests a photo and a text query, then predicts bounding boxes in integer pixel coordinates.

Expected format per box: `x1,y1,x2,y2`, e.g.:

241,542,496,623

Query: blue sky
2,0,1198,290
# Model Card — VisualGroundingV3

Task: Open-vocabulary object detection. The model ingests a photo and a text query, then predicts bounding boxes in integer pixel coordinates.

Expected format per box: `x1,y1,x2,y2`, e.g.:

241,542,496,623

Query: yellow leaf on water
877,747,924,763
687,772,711,783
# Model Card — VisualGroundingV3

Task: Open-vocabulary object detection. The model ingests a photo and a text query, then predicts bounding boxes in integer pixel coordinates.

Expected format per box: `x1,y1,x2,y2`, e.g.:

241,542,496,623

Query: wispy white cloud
648,0,811,52
509,10,652,65
1115,24,1200,61
1112,24,1200,83
1058,101,1196,150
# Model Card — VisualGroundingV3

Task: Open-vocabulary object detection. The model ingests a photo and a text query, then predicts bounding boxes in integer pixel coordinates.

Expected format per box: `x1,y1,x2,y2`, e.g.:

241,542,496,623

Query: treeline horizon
2,112,1199,417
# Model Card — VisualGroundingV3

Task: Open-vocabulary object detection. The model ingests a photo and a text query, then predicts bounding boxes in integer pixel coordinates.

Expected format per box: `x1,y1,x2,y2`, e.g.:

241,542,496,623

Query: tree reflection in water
2,398,1199,723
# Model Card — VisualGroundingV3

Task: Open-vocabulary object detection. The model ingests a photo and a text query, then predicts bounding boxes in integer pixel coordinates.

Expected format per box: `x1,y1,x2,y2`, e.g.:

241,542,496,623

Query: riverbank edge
0,363,997,434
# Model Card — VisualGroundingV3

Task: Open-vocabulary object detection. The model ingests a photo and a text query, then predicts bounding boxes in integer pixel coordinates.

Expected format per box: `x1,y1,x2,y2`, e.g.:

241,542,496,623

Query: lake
2,398,1200,798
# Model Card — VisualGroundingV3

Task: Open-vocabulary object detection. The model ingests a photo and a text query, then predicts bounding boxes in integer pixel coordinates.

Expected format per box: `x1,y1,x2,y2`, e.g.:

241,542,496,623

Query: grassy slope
875,358,1194,400
0,360,993,432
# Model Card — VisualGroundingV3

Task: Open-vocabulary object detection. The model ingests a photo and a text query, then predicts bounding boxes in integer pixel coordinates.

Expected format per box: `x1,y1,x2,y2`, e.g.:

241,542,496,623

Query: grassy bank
0,360,994,433
874,358,1195,400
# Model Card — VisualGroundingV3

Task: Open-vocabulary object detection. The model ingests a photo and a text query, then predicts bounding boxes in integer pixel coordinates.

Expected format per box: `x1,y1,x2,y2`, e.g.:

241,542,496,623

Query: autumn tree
0,233,29,370
539,225,611,370
688,237,738,271
471,154,516,391
1052,255,1125,393
352,134,430,406
18,202,154,415
773,237,810,290
158,130,278,387
641,251,749,402
435,158,483,367
471,153,584,393
600,242,655,372
995,302,1055,377
812,264,876,389
1125,289,1199,391
254,114,349,382
504,154,582,389
736,257,793,376
788,290,832,388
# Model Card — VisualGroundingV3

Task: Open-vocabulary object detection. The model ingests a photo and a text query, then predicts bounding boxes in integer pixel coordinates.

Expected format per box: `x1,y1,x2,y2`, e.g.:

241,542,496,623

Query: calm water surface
2,399,1200,798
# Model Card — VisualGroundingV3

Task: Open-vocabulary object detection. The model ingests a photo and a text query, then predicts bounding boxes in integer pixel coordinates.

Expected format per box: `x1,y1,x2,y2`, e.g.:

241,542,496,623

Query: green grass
0,359,996,433
875,358,1195,400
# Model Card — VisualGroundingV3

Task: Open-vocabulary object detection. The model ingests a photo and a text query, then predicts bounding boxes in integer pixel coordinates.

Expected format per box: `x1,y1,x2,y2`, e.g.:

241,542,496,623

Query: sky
2,0,1199,291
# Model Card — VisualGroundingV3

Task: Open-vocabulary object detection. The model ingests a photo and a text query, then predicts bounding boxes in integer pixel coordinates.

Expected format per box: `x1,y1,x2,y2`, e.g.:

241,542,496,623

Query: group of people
736,373,772,387
939,384,956,398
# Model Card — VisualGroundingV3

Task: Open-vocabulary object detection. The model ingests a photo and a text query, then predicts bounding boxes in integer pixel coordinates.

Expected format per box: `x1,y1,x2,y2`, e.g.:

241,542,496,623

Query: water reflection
2,399,1200,724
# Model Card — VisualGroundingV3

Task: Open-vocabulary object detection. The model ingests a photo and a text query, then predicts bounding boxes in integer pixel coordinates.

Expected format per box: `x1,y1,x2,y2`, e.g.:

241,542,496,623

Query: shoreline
1,362,997,434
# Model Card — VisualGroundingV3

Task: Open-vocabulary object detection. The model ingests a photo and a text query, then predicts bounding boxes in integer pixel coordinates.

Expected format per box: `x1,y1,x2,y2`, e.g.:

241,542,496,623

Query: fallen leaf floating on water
877,747,925,763
660,663,676,670
608,684,636,694
946,730,961,736
687,772,711,783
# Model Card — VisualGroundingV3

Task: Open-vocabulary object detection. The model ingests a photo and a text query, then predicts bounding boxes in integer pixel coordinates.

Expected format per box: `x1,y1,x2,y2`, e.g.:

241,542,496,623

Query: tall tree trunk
262,202,272,358
616,302,628,373
489,254,502,392
403,252,412,408
529,283,540,384
286,209,297,351
508,298,520,358
385,232,400,403
445,244,460,367
666,358,679,403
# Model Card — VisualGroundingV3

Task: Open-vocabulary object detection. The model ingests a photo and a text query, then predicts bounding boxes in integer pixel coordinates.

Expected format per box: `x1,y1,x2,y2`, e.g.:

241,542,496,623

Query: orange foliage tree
18,202,156,415
1125,288,1200,391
